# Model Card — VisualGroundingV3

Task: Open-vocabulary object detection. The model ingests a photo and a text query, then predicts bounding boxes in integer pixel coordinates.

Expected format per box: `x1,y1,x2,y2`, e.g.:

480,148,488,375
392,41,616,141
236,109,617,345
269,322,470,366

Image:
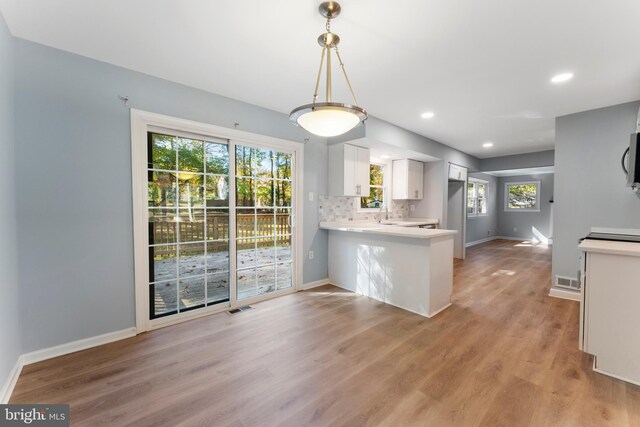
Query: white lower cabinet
579,238,640,386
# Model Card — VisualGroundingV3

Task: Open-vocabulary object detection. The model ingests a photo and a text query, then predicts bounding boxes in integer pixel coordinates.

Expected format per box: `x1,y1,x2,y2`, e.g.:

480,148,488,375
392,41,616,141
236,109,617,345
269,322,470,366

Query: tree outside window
504,181,540,211
467,179,488,217
360,163,385,209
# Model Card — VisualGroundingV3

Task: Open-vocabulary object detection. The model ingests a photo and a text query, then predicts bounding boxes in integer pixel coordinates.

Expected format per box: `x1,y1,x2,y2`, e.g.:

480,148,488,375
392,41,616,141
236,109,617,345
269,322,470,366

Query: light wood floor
11,239,640,426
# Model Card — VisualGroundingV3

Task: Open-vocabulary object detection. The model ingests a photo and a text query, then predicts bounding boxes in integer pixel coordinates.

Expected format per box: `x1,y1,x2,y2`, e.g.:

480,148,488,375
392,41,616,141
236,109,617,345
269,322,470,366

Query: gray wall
417,160,445,222
497,173,554,240
0,13,21,395
364,118,482,228
465,172,498,244
332,118,482,226
480,150,554,172
14,39,328,353
554,101,640,281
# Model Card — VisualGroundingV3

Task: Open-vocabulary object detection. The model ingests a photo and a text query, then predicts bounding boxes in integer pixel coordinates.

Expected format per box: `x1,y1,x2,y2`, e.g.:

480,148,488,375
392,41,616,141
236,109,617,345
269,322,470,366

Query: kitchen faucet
375,204,389,223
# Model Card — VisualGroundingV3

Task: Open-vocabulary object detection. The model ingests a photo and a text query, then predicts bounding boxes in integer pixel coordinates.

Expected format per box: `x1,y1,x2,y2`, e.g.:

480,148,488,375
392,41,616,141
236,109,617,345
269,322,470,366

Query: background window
505,181,540,211
360,163,385,209
467,179,488,217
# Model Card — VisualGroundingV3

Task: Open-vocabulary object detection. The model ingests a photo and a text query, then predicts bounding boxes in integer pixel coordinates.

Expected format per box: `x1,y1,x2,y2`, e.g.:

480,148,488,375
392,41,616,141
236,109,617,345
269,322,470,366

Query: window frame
467,178,489,218
504,180,541,212
356,162,389,212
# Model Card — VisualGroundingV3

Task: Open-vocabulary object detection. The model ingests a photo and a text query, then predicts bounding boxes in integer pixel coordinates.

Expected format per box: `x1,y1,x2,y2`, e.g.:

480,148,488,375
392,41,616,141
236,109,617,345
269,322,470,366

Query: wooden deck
10,239,640,426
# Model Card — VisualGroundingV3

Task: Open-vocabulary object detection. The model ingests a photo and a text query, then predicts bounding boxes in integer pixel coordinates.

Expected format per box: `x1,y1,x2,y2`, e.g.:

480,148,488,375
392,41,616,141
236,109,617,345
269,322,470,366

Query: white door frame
131,109,304,333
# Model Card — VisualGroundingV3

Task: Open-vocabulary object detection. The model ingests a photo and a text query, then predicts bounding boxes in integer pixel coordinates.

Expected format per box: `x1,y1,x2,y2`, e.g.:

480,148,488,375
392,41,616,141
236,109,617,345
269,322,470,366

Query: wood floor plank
10,239,640,426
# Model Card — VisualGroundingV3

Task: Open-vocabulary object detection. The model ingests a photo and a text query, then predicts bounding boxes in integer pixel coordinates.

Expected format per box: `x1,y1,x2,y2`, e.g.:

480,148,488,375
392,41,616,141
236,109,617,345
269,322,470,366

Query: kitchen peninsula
320,221,457,318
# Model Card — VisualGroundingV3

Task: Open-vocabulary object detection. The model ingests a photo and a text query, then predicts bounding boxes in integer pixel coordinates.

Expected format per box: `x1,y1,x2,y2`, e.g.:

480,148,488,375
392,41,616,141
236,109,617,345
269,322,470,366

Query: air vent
227,305,253,315
555,275,580,291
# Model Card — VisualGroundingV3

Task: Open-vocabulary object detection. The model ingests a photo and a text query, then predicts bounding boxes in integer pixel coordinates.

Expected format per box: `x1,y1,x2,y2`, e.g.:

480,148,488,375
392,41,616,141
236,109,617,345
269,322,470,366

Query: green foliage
235,146,292,207
507,184,537,209
370,164,384,186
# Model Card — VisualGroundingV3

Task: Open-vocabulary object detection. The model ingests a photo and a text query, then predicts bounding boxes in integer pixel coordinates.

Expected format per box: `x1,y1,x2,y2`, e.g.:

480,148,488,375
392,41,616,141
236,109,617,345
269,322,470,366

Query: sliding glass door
235,145,293,300
135,119,299,329
147,132,230,319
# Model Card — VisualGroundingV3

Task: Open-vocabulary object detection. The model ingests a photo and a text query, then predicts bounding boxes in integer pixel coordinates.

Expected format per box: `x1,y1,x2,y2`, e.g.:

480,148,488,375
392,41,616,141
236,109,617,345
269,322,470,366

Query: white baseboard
0,357,24,404
549,287,580,302
465,236,550,248
301,278,330,290
21,327,137,366
496,236,533,241
593,357,640,387
326,279,453,318
465,237,497,247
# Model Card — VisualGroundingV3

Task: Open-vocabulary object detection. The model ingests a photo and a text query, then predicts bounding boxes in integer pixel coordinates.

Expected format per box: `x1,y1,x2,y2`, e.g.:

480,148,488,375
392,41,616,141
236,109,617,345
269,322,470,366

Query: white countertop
320,219,457,240
579,239,640,257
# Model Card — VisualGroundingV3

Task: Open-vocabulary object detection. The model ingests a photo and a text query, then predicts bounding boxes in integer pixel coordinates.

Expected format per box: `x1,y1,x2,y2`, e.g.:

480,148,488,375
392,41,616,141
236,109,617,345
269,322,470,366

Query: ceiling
1,0,640,158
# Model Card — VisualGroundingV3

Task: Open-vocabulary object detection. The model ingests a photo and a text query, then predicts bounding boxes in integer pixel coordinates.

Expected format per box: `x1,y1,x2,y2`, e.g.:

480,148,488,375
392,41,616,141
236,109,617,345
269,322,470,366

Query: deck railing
151,213,291,255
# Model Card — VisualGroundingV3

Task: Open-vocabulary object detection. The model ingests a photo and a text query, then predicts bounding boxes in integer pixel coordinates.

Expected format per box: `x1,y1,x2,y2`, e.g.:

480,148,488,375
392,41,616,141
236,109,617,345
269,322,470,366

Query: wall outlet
513,227,518,232
308,250,314,260
410,204,416,212
487,230,491,235
308,192,314,202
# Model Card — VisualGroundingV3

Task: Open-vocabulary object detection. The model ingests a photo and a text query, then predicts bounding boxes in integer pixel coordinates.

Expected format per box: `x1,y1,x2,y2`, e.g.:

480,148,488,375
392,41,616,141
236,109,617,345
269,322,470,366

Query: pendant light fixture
289,1,367,138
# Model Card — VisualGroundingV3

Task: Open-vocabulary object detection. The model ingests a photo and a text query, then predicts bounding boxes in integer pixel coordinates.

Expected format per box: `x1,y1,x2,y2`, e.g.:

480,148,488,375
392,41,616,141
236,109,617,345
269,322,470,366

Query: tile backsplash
319,196,411,222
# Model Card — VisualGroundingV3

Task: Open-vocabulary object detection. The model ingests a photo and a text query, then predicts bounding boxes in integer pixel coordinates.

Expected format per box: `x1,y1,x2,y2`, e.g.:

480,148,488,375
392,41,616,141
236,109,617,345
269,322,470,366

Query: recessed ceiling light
421,112,435,119
483,142,494,148
380,154,390,159
550,72,574,84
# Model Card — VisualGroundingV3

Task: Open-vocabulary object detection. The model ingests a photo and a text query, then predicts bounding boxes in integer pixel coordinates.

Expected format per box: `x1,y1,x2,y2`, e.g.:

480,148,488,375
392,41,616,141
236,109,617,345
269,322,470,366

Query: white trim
301,278,330,290
131,109,304,332
328,280,452,318
236,287,297,306
21,328,137,366
549,287,581,302
465,236,542,247
148,303,231,331
467,179,489,218
593,357,640,387
0,357,23,404
428,302,453,318
1,327,135,402
465,236,498,247
504,180,541,212
356,161,390,212
495,236,534,241
467,214,488,219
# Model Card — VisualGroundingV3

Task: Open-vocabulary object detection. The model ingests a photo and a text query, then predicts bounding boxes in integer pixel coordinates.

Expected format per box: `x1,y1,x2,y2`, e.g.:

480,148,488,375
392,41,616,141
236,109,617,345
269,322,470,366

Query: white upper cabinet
448,163,467,182
392,159,424,200
328,143,371,197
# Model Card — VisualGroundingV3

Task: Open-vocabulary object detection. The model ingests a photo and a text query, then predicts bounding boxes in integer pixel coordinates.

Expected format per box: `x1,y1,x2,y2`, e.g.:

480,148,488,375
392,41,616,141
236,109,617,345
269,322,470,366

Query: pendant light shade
290,2,367,138
290,102,367,137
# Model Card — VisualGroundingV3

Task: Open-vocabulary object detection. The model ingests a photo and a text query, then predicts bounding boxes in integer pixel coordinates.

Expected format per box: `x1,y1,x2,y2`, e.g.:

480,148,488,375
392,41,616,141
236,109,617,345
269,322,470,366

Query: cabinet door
356,147,370,197
392,160,408,199
408,160,424,199
343,144,358,196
